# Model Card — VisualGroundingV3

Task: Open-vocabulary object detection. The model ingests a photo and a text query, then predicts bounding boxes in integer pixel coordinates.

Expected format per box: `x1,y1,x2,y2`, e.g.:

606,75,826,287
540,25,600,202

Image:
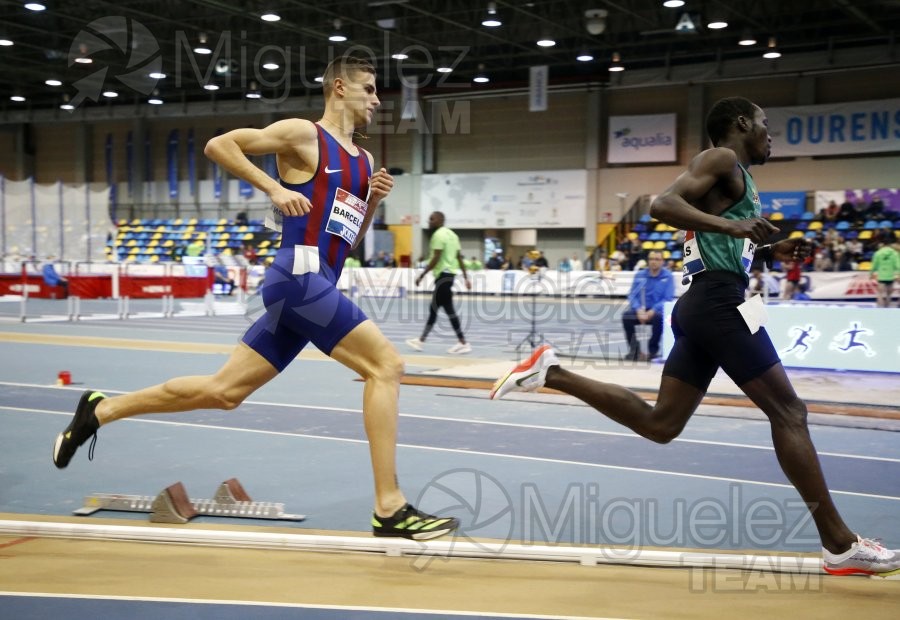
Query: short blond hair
322,56,376,98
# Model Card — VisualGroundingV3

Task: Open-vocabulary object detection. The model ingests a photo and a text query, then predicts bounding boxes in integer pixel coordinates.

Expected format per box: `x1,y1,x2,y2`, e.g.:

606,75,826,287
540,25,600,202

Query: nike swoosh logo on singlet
324,166,343,174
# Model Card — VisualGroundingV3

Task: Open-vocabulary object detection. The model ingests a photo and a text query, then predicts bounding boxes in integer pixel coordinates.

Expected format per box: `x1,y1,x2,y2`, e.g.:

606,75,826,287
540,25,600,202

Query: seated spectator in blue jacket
41,258,68,298
623,251,674,360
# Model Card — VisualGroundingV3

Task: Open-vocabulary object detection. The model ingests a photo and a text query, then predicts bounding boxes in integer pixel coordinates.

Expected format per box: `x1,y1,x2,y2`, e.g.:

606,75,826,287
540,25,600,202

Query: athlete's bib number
325,188,368,246
682,231,757,278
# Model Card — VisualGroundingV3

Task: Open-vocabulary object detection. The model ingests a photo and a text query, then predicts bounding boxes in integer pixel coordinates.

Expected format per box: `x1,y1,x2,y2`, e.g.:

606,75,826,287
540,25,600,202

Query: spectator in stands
486,249,506,270
748,267,780,298
241,243,258,265
41,257,68,299
466,255,484,271
622,250,674,361
558,256,572,272
837,198,856,222
870,236,900,308
783,259,804,299
533,250,549,268
212,257,235,295
235,211,249,226
570,253,583,271
343,254,362,269
866,195,885,219
168,242,186,263
821,200,840,222
186,238,205,257
791,281,812,301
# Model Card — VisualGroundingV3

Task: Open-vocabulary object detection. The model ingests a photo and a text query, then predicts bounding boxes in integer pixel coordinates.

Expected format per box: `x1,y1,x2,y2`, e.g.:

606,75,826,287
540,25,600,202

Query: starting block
73,478,306,524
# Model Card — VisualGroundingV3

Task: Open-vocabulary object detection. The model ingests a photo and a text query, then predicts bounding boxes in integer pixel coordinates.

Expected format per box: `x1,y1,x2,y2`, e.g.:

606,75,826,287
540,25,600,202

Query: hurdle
73,478,305,524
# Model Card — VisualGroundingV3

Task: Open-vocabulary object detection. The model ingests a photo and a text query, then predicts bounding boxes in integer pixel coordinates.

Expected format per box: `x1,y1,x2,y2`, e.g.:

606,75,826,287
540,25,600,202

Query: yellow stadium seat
663,250,671,259
220,233,230,239
654,223,668,232
152,233,162,240
188,218,198,226
216,240,227,248
259,240,270,248
789,230,804,239
215,225,225,233
858,261,871,271
652,241,666,250
858,230,873,240
642,241,654,250
173,218,183,226
163,240,174,247
769,212,784,221
147,240,158,248
130,218,141,226
150,255,159,263
218,218,228,225
129,247,139,254
808,221,823,231
242,233,254,241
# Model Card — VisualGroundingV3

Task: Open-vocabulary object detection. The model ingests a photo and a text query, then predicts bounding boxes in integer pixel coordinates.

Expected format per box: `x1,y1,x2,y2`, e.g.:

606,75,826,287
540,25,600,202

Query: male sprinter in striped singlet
491,97,899,576
51,56,458,541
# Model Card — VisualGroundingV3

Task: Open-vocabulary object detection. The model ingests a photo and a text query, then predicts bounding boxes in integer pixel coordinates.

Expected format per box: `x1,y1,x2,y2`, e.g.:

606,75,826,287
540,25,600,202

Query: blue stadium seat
864,220,878,229
800,211,814,220
835,221,850,230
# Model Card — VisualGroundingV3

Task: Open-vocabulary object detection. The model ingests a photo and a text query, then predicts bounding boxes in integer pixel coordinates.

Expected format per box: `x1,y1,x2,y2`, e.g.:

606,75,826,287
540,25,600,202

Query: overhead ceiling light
262,61,280,70
662,0,685,8
576,52,594,62
329,19,347,42
74,56,92,64
149,71,166,79
536,35,556,47
473,64,489,83
738,30,757,46
314,75,323,82
10,95,25,102
436,65,453,74
194,33,211,55
102,90,118,98
707,19,728,30
24,2,46,11
609,51,624,72
246,81,262,99
148,89,163,105
391,52,409,60
763,36,781,59
45,78,62,86
0,38,14,46
260,12,281,22
60,94,74,111
203,83,220,91
482,2,501,27
584,9,607,35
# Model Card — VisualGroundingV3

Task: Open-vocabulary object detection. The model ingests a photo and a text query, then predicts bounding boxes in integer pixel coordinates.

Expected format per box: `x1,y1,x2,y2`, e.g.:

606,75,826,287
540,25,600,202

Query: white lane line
3,406,898,502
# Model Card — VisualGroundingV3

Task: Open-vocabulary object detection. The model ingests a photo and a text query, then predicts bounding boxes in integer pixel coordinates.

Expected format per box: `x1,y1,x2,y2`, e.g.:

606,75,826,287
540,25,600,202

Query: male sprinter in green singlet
491,97,899,576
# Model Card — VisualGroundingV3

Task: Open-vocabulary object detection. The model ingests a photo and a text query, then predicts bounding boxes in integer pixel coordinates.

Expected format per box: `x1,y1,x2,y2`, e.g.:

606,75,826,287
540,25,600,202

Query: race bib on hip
740,238,756,273
325,188,368,245
681,230,705,278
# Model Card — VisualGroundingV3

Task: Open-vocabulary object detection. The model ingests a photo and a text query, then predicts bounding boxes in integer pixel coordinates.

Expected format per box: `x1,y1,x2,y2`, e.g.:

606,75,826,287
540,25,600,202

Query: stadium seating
107,218,278,263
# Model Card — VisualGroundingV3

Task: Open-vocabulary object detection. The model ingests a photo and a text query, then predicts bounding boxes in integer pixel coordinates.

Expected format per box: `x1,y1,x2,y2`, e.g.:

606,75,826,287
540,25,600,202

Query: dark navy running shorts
662,271,780,390
242,255,368,372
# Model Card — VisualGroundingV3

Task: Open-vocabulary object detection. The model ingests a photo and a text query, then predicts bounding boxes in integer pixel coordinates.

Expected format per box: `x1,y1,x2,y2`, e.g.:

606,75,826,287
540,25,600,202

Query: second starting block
73,478,306,524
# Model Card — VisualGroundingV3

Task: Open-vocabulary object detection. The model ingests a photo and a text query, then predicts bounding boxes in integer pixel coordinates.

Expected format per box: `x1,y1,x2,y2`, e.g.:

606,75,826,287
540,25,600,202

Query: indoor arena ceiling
0,0,898,112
